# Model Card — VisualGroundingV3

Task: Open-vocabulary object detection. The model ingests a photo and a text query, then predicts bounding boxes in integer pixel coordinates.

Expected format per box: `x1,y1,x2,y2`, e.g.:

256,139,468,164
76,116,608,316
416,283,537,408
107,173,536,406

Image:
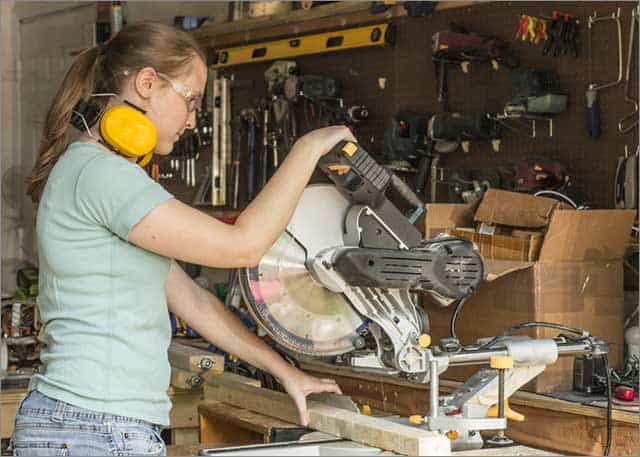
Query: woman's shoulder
66,141,144,174
67,141,120,163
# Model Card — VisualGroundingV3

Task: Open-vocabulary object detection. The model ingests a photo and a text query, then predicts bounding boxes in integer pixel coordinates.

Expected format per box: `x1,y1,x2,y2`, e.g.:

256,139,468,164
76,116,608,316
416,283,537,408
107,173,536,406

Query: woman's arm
129,126,355,268
166,260,341,425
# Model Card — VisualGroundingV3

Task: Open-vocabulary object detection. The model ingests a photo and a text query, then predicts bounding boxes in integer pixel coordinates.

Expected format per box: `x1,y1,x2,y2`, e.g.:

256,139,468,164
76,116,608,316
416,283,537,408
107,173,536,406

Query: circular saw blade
239,185,364,357
240,231,363,356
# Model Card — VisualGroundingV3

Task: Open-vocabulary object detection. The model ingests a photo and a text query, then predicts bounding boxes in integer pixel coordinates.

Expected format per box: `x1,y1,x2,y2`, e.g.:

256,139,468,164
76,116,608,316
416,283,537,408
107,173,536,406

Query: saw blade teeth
240,219,364,357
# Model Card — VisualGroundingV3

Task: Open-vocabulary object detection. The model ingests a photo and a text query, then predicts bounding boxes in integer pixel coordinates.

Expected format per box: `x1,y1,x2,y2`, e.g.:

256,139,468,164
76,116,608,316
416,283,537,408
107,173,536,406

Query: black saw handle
319,140,425,224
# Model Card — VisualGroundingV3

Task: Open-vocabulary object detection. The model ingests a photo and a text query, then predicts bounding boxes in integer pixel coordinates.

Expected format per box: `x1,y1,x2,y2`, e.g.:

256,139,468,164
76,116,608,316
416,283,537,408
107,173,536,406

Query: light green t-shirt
30,141,174,426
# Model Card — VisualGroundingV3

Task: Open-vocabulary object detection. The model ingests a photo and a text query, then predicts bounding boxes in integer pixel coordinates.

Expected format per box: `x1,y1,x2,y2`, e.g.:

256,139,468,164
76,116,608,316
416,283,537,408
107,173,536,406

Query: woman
12,21,354,456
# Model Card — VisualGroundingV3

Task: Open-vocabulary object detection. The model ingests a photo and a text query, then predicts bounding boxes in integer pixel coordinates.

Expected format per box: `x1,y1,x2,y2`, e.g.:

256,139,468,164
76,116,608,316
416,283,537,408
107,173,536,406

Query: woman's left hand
279,368,343,426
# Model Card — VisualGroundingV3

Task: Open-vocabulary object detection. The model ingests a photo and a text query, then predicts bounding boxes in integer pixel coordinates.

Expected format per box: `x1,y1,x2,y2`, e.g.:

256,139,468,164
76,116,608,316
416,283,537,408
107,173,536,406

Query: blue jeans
10,390,166,456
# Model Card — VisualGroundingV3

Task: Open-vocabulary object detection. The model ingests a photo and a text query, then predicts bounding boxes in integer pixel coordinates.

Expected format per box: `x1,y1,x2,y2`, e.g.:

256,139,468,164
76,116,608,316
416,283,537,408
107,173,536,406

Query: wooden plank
199,401,303,441
299,361,639,456
167,443,201,456
203,371,262,400
0,388,27,439
507,404,639,457
168,386,204,429
199,405,264,448
168,341,224,374
169,427,199,446
194,1,474,49
204,374,450,455
194,2,374,47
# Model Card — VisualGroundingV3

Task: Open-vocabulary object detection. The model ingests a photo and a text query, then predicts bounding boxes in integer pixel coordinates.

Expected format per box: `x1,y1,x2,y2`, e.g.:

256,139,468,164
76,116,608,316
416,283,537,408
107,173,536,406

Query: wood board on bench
203,372,450,455
299,360,639,456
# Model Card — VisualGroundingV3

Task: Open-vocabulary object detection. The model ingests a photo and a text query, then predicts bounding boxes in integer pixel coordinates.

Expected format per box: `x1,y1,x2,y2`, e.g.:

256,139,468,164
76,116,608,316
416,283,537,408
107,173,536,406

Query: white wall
1,0,23,295
1,1,230,294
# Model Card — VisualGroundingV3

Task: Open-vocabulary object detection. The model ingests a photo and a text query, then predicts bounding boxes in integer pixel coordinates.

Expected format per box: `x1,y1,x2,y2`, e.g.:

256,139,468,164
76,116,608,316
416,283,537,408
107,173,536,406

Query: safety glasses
156,71,202,113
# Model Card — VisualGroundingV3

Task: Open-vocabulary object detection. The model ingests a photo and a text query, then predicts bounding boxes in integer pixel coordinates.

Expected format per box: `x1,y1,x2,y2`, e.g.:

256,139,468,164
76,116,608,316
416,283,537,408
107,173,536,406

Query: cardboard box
474,189,567,228
450,229,543,261
424,190,636,392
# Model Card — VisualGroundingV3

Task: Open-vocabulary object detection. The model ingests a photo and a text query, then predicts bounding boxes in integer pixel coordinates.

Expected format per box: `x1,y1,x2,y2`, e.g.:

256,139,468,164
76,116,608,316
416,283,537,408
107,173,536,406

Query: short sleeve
75,154,173,240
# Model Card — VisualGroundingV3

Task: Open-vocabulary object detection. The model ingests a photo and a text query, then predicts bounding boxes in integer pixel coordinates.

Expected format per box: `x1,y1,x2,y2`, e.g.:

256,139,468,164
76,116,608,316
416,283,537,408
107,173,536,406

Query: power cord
449,297,467,340
603,354,612,456
477,321,590,350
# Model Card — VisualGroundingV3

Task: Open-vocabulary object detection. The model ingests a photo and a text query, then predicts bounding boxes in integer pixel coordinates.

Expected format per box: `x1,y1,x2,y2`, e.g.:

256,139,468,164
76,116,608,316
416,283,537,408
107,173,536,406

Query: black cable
603,354,612,456
478,321,589,350
449,297,466,340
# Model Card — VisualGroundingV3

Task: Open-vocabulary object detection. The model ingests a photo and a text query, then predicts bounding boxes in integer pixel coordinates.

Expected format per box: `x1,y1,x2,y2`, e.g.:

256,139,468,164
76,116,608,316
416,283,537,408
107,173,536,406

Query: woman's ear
134,67,158,99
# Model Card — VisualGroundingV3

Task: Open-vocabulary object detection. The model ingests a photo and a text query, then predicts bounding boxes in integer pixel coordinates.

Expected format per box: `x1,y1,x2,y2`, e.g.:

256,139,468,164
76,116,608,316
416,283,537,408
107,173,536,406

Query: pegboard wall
166,1,639,210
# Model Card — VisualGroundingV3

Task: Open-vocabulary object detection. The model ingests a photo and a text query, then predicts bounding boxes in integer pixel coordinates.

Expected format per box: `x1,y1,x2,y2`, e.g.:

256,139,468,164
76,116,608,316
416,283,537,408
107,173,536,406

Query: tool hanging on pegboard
619,5,639,135
542,11,579,57
586,8,623,139
211,74,233,206
615,145,639,209
432,24,519,111
211,75,221,205
492,68,567,138
211,23,395,68
515,14,548,46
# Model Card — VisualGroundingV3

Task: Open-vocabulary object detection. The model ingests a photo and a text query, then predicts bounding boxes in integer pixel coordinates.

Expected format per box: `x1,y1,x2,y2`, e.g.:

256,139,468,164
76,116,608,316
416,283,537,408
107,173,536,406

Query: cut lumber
168,341,224,374
203,371,261,398
204,373,450,455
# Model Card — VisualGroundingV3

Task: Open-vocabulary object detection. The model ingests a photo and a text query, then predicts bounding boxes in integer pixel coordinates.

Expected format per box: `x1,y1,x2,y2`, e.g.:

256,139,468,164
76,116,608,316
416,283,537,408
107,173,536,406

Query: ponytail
26,45,101,204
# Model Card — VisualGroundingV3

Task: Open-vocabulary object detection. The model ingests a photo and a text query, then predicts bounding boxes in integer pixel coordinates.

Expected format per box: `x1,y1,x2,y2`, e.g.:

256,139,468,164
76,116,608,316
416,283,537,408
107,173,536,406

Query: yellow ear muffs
99,104,157,167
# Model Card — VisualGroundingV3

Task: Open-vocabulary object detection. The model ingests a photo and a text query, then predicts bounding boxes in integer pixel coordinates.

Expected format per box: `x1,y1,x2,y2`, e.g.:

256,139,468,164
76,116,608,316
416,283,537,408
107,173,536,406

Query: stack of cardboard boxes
423,189,636,392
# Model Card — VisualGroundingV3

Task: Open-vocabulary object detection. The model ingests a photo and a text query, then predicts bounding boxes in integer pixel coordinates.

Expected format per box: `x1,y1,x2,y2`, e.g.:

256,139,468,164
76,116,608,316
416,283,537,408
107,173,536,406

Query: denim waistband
19,390,162,431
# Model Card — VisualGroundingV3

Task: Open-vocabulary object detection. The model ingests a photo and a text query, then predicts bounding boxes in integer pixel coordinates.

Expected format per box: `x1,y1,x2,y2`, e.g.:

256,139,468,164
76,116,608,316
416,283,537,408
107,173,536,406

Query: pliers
516,14,530,41
535,18,548,44
542,17,562,55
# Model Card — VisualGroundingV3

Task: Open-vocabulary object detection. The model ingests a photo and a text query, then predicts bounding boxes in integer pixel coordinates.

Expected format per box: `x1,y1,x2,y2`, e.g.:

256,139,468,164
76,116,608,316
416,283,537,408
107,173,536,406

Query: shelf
193,1,475,50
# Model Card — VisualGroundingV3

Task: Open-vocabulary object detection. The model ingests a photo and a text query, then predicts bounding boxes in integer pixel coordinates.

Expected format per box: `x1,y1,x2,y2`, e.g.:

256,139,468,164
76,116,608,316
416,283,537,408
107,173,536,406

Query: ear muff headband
99,103,156,166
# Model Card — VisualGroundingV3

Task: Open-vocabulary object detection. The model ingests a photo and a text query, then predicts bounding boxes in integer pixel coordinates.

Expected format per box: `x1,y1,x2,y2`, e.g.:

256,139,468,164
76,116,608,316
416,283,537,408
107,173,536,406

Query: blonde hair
26,21,206,203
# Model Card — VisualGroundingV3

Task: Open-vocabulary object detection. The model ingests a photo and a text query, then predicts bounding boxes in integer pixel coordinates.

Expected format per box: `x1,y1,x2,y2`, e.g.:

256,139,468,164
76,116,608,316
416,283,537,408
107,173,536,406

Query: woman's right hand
293,126,357,160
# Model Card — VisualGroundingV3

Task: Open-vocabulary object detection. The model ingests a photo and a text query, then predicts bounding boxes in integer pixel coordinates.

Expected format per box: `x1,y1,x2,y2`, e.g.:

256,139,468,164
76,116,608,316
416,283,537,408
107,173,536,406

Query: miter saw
239,140,610,451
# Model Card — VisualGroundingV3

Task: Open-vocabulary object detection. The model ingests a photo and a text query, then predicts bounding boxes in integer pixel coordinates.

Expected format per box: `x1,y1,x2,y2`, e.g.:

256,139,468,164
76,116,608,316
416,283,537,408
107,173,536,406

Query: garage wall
197,1,639,210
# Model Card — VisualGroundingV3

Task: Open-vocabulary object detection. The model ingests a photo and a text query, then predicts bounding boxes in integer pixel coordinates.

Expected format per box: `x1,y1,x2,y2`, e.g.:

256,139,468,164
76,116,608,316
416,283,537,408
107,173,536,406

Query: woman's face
137,58,208,155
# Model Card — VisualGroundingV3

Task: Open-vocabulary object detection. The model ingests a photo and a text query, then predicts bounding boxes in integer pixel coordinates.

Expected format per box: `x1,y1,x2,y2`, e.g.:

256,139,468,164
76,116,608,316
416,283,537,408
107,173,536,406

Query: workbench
299,361,639,456
191,401,560,456
190,400,561,457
